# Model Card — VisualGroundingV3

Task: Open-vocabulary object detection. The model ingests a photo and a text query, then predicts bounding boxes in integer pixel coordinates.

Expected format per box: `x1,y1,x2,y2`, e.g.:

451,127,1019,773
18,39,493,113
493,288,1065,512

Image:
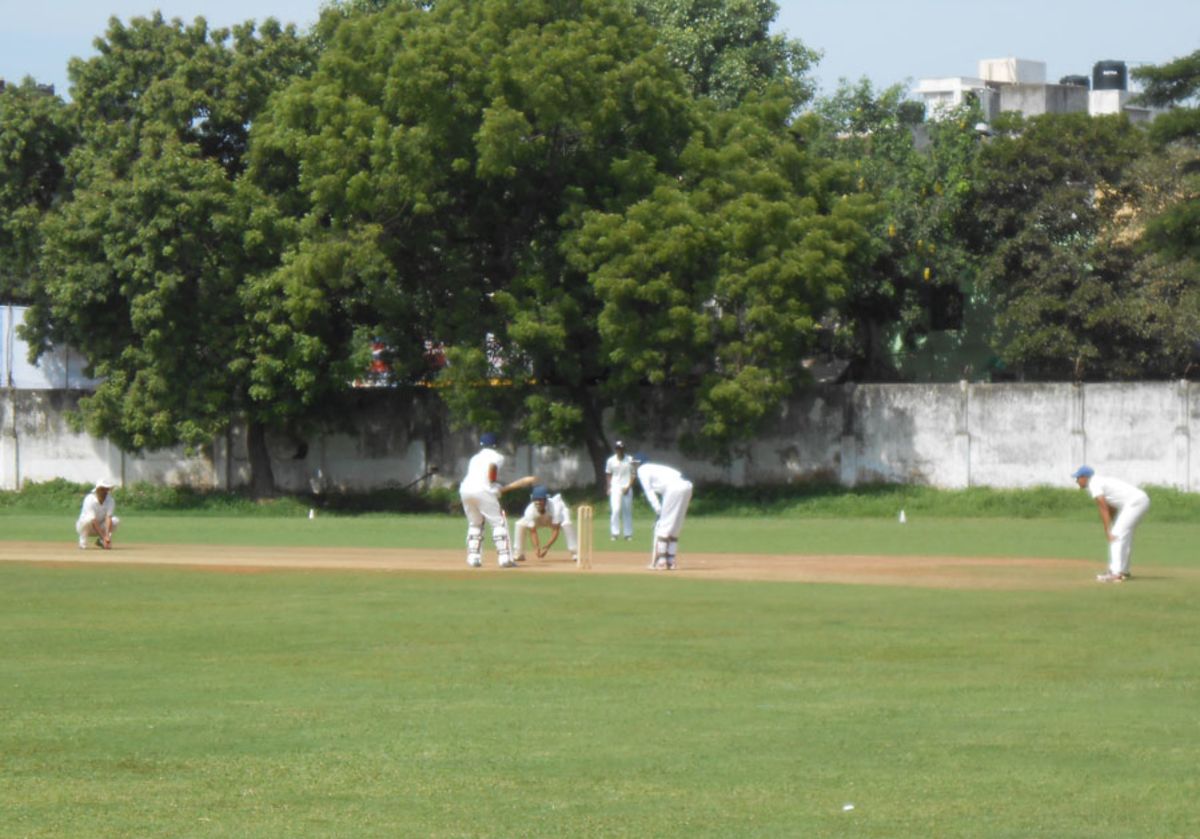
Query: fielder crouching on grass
1073,465,1150,583
76,478,120,550
514,485,578,563
633,454,693,571
458,432,536,568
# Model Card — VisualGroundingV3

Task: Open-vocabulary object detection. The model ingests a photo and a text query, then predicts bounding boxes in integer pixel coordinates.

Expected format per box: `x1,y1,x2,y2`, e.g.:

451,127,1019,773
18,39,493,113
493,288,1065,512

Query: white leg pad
467,525,484,564
651,536,670,569
493,524,512,565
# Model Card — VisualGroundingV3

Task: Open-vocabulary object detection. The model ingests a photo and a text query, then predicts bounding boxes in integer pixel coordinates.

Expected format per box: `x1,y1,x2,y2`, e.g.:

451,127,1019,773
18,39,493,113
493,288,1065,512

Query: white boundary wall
2,381,1195,493
2,305,102,390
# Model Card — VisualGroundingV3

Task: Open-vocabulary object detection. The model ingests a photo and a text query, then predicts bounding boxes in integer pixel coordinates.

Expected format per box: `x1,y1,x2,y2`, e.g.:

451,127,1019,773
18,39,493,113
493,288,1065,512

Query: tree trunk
246,419,277,498
574,387,610,495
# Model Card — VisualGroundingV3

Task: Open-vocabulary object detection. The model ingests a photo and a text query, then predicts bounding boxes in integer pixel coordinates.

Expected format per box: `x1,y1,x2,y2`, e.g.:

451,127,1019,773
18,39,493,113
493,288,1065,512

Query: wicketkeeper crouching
514,485,578,562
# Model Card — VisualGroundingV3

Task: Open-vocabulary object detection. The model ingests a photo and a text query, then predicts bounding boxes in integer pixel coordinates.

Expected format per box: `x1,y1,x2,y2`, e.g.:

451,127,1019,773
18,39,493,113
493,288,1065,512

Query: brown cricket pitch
0,540,1143,590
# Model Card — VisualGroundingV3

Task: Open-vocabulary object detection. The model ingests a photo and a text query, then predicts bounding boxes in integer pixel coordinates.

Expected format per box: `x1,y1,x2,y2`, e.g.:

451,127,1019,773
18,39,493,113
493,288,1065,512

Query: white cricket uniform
1088,475,1150,576
637,462,693,540
605,453,635,538
76,491,119,544
514,494,578,557
458,447,513,566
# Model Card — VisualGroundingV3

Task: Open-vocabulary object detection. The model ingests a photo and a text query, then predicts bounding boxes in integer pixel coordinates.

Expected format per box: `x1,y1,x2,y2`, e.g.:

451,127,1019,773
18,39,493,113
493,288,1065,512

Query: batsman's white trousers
460,487,505,528
460,487,511,564
1109,494,1150,575
653,479,693,539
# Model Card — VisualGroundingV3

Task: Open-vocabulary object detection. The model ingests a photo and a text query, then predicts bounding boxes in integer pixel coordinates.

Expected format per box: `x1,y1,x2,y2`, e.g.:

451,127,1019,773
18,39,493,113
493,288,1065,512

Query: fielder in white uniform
459,433,536,568
633,454,693,570
1073,465,1150,582
77,478,120,549
514,485,578,562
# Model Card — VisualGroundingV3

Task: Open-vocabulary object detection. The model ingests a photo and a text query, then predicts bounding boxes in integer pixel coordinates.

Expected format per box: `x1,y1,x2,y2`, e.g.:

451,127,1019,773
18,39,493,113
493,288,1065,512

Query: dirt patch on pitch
0,540,1115,589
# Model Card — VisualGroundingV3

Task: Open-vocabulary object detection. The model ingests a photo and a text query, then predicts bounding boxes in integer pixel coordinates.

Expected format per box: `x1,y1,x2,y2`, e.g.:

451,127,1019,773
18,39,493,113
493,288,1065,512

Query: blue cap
1072,465,1094,479
479,432,498,447
632,452,648,464
531,485,549,500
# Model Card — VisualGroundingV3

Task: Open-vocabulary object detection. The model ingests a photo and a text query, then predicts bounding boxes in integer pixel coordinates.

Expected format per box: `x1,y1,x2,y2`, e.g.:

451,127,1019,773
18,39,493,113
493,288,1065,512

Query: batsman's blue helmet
479,432,498,447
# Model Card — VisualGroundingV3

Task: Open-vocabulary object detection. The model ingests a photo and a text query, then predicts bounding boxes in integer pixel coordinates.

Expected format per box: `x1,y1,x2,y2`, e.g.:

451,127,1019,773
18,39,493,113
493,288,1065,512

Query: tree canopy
961,112,1197,380
0,80,76,303
812,80,984,381
20,13,315,494
1132,49,1200,264
633,0,819,110
246,0,859,480
572,99,862,451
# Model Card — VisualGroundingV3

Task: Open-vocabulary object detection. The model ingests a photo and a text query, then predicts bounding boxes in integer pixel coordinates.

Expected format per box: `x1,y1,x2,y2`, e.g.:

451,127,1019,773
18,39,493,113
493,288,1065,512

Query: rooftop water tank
1093,60,1127,91
1060,74,1090,89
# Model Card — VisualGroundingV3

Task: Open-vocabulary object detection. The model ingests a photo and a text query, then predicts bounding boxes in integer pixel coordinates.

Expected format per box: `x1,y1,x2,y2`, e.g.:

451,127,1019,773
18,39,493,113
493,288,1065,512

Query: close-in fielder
458,433,536,568
514,485,578,562
633,454,693,570
1073,465,1150,583
77,478,120,550
604,440,635,541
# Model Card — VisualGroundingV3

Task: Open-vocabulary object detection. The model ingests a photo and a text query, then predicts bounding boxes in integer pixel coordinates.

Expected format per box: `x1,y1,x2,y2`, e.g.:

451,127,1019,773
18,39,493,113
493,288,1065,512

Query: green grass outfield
2,506,1198,837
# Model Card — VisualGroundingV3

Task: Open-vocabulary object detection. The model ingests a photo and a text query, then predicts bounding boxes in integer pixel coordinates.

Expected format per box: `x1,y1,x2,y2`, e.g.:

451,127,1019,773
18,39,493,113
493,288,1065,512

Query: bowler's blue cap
531,485,549,500
479,432,498,447
1072,465,1094,479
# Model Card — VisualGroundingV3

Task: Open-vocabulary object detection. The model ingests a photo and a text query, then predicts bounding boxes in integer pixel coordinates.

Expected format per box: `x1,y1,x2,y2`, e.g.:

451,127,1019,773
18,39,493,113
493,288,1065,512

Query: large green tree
248,0,693,482
961,112,1197,380
21,14,314,494
0,80,76,303
250,0,862,482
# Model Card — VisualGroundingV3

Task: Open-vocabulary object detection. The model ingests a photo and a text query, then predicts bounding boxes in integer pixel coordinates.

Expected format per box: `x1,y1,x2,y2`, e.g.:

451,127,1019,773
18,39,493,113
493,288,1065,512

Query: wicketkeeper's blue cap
479,432,498,447
531,485,549,500
632,452,649,464
1072,465,1094,479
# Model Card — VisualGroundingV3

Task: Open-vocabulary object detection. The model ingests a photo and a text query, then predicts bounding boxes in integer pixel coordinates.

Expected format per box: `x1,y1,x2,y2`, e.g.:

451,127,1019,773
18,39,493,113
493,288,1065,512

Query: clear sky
2,0,1196,100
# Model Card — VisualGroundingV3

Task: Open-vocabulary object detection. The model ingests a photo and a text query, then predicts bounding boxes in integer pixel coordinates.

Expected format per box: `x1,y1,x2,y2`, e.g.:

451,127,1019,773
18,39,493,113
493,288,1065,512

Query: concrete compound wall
2,382,1195,493
2,305,102,390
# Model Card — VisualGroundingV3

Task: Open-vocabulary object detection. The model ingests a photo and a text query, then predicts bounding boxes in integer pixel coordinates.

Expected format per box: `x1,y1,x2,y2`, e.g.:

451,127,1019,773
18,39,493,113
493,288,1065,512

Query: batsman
458,432,536,568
